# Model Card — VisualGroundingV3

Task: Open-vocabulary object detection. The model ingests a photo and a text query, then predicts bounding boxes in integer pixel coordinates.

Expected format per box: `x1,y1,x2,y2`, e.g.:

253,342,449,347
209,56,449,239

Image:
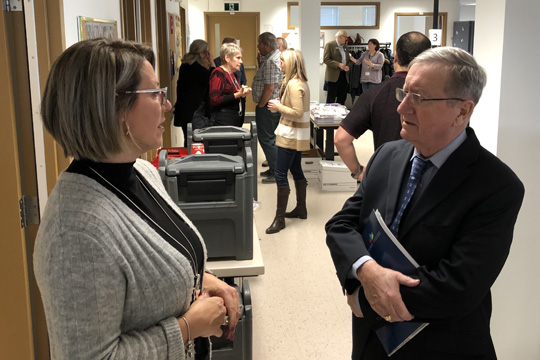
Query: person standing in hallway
326,47,524,359
173,39,215,145
209,42,252,126
277,37,288,52
261,37,287,170
350,38,385,92
266,49,310,234
324,30,353,105
252,32,284,184
335,32,431,182
34,38,241,360
214,37,248,124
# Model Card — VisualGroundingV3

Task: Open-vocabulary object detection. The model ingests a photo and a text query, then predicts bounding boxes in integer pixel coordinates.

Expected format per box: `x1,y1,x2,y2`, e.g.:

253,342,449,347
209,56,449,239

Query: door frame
0,0,66,358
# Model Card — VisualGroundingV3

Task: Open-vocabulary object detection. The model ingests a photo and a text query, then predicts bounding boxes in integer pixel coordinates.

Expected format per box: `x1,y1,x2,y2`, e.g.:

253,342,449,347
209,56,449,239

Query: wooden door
0,7,37,360
205,12,260,114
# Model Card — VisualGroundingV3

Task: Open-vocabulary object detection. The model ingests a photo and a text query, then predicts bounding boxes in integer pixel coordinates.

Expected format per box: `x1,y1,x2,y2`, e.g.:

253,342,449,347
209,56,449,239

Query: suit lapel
384,144,413,224
399,129,481,239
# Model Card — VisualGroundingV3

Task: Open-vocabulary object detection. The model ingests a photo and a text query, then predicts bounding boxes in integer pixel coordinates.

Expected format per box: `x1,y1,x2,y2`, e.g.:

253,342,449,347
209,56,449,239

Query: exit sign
225,3,239,11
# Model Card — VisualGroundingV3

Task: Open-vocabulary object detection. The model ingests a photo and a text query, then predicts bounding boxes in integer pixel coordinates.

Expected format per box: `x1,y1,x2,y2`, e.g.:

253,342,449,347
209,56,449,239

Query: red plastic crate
151,147,188,169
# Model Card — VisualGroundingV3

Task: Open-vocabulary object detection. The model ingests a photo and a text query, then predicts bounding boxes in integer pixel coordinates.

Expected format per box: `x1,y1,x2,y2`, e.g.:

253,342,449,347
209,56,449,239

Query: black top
174,61,214,127
67,159,205,285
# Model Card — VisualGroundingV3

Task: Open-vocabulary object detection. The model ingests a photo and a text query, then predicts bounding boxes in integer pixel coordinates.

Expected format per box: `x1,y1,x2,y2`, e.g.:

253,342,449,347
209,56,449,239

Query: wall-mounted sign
225,3,239,11
429,29,443,46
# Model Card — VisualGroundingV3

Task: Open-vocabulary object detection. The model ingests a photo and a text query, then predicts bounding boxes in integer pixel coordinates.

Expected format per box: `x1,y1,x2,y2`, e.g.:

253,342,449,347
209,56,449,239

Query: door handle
244,65,257,70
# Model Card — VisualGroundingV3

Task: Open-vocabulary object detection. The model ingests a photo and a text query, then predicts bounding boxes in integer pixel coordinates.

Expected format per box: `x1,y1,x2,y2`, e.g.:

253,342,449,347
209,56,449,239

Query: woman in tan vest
266,49,311,234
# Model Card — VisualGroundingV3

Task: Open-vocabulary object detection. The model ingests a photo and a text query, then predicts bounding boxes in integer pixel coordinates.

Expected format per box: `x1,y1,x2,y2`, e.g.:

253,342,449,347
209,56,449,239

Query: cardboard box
318,160,357,192
301,148,322,178
301,148,321,158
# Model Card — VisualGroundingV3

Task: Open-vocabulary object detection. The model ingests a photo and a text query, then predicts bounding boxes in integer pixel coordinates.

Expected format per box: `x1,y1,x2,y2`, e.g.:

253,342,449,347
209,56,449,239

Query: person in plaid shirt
252,32,284,183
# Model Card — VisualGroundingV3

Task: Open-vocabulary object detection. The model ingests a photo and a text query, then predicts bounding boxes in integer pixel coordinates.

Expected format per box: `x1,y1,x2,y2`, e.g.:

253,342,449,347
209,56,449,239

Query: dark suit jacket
326,128,524,360
323,40,352,83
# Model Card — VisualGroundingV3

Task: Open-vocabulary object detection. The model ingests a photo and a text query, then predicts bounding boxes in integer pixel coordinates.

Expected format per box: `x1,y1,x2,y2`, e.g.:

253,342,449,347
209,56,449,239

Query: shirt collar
261,49,279,61
391,71,407,79
412,130,467,169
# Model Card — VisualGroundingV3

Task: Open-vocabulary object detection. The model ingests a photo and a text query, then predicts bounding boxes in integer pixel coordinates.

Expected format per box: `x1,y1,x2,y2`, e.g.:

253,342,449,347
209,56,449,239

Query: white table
206,221,264,278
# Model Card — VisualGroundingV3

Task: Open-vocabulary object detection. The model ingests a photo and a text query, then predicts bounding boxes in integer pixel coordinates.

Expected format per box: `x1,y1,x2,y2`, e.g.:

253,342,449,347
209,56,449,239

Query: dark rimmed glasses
395,88,465,107
121,87,168,106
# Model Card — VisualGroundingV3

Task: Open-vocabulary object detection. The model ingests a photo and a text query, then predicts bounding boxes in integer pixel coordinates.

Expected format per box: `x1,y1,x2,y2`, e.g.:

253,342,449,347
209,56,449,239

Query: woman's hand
267,98,280,112
203,273,242,341
242,85,252,96
182,293,226,339
235,85,252,99
363,58,374,67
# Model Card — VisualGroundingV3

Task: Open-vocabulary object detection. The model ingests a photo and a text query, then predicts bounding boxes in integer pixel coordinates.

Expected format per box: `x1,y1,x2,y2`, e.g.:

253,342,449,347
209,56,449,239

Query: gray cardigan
34,159,207,359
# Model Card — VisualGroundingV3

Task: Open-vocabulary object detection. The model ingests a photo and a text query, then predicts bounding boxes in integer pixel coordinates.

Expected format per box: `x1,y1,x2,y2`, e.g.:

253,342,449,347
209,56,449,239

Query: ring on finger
383,315,392,322
222,315,229,326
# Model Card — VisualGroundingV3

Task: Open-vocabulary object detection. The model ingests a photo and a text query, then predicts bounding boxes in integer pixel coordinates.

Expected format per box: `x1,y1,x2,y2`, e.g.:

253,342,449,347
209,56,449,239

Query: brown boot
284,179,307,219
266,186,290,234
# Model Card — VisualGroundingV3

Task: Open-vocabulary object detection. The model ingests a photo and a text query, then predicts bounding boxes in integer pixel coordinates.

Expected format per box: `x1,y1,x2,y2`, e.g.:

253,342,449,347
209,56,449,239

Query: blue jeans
361,82,378,93
255,106,280,173
274,146,305,187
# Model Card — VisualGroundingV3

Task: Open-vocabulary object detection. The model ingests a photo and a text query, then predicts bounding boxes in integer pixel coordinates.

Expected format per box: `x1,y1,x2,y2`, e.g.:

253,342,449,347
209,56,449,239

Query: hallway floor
249,130,374,359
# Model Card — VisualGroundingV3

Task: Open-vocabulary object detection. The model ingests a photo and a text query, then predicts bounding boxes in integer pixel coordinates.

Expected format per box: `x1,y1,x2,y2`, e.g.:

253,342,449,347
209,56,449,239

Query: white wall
459,4,476,21
299,0,321,102
474,0,540,359
63,1,123,47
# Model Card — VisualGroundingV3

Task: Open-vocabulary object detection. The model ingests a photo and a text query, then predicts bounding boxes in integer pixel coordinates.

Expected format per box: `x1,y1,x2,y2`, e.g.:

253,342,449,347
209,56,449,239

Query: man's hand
357,260,419,322
346,286,364,318
339,63,349,72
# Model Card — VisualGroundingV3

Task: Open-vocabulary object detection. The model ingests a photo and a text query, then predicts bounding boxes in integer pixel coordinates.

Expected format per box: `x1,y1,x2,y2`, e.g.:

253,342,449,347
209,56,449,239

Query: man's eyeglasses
395,88,465,107
121,87,168,106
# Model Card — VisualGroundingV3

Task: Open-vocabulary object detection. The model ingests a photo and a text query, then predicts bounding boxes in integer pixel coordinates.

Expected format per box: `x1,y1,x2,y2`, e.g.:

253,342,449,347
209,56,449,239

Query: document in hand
362,209,429,356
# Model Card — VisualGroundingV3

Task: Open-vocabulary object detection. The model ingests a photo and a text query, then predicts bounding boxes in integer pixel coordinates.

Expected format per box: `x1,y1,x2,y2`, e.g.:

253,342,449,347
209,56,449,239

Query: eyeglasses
121,87,168,106
395,88,465,107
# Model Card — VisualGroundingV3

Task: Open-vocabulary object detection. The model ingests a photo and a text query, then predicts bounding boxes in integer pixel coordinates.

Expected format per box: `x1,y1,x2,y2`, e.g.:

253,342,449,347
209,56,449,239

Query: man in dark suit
326,47,524,360
323,30,353,105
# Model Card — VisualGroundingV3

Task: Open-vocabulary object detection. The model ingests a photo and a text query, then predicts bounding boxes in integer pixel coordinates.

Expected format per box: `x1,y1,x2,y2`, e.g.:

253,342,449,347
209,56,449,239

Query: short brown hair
41,38,155,161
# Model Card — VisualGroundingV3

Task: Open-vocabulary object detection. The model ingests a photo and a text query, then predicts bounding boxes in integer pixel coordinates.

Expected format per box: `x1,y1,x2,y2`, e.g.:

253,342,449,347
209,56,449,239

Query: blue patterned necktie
390,156,430,235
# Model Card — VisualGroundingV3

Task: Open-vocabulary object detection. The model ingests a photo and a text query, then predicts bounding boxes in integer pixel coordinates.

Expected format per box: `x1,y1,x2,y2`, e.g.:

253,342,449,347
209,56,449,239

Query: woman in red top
209,43,252,126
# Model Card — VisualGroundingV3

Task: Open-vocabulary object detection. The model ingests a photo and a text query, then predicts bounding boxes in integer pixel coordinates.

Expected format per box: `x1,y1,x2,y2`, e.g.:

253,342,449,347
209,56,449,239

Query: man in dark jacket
326,47,524,360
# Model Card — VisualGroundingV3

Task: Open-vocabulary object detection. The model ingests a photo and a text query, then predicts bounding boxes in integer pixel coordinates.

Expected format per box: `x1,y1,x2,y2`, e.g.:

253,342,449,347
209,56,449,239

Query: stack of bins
210,279,253,360
159,151,253,261
187,122,258,201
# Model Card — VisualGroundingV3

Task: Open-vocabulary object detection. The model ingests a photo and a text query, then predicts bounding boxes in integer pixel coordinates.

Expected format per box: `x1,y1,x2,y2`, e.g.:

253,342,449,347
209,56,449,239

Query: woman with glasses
209,42,252,126
266,49,311,234
34,38,241,360
173,39,215,145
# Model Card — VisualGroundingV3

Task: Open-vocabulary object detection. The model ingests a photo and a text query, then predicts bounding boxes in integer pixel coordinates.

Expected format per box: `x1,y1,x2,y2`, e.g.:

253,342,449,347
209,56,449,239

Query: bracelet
181,316,194,357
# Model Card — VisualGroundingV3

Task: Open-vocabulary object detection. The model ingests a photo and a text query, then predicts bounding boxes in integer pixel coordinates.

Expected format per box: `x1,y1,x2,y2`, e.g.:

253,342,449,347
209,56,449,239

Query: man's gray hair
258,32,278,51
335,30,347,38
410,47,487,105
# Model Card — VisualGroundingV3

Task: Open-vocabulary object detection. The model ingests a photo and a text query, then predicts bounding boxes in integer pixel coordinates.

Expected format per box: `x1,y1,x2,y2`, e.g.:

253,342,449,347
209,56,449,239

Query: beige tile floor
249,130,374,359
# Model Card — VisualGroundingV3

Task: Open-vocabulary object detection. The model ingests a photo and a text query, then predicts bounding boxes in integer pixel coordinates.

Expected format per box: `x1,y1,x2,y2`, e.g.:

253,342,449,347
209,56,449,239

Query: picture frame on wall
78,16,118,41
